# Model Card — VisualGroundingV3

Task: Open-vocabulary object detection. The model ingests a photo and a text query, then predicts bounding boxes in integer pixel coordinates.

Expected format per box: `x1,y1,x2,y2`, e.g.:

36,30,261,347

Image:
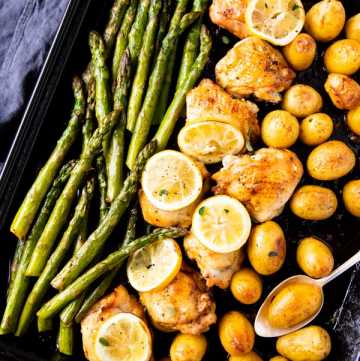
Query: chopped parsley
99,337,110,347
268,251,279,257
292,4,301,10
221,35,230,45
159,189,168,196
271,12,281,19
198,206,206,216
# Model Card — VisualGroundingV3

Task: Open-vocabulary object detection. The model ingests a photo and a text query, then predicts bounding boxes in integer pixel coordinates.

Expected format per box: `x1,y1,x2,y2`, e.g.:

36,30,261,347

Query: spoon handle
318,249,360,287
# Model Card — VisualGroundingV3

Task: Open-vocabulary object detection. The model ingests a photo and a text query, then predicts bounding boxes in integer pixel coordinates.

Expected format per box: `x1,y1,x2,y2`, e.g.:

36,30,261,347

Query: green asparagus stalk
37,317,53,332
60,292,86,326
153,0,171,59
1,161,75,333
112,0,138,86
57,321,74,356
25,110,119,277
96,156,108,220
51,141,156,290
10,78,85,241
81,79,95,153
16,179,95,336
126,11,201,169
75,205,138,322
38,227,187,320
154,25,212,150
7,240,25,300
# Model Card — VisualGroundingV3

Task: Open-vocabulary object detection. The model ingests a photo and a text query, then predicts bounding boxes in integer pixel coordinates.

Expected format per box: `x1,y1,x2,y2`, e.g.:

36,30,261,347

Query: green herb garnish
292,4,301,10
199,207,206,216
99,337,110,347
159,189,168,196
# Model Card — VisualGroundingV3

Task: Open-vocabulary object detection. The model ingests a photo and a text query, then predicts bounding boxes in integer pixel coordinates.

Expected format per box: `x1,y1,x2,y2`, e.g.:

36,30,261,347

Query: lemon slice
192,195,252,253
178,121,245,164
95,313,152,361
127,238,182,292
141,150,203,211
245,0,305,46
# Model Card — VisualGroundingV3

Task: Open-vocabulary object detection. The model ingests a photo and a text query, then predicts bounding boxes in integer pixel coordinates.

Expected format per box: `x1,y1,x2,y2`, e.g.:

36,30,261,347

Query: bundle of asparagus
1,0,212,356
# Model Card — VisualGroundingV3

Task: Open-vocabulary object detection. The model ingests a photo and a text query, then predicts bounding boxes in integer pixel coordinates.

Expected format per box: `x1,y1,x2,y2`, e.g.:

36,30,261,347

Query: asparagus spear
57,321,74,356
7,240,25,300
96,156,108,220
126,11,201,169
37,317,53,332
25,110,119,277
154,25,212,150
75,205,138,322
60,292,86,326
81,79,95,153
38,227,187,320
51,141,156,290
10,78,85,241
15,179,95,336
153,0,171,59
1,161,75,333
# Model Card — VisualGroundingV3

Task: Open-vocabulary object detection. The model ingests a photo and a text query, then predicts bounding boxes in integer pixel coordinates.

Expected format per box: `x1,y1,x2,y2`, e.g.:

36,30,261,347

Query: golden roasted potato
290,185,337,221
282,85,323,118
247,221,286,276
346,14,360,42
269,357,289,361
261,110,299,148
276,326,331,361
307,140,356,180
282,33,317,71
219,311,255,356
229,352,263,361
299,113,333,146
170,334,207,361
230,268,262,305
268,282,322,329
324,39,360,75
324,73,360,110
347,105,360,135
304,0,345,42
296,237,334,278
343,179,360,217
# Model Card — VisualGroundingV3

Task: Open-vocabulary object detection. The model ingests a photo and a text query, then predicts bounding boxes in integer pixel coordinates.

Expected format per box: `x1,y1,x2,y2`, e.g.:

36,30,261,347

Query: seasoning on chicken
215,37,295,103
184,233,245,289
140,265,217,335
212,148,303,222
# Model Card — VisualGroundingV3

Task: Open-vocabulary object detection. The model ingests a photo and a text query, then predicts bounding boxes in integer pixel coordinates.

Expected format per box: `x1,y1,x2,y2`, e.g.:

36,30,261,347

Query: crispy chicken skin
216,37,296,103
81,285,145,361
140,266,217,335
184,233,245,289
186,79,259,144
212,148,303,222
209,0,249,39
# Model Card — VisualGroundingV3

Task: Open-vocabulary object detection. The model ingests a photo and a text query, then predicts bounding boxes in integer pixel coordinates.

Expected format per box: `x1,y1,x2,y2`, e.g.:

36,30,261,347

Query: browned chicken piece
81,285,145,361
216,37,296,103
324,73,360,110
140,266,217,335
186,79,259,145
212,148,303,222
184,233,245,289
209,0,249,39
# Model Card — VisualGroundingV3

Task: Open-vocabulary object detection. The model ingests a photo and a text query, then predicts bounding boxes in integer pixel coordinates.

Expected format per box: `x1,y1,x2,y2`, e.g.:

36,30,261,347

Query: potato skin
296,237,334,278
282,85,323,118
307,140,356,181
304,0,345,42
283,33,316,71
324,39,360,75
268,282,322,329
230,268,262,305
269,357,289,361
299,113,333,146
346,14,360,42
343,179,360,217
347,105,360,135
290,185,337,221
276,325,331,361
170,334,207,361
247,221,286,276
229,351,263,361
219,311,255,356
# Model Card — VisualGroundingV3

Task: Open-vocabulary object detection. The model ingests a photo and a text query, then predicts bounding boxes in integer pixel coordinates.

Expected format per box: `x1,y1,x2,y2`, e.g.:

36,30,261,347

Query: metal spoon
255,249,360,338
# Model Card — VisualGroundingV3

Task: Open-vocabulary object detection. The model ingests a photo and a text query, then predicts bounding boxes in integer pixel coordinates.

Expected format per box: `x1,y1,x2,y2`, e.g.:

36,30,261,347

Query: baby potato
269,357,289,361
229,352,263,361
299,113,333,146
219,311,255,356
307,140,356,180
296,237,334,278
276,325,331,361
347,105,360,135
324,39,360,75
282,33,317,71
230,268,262,305
268,282,322,329
290,185,337,220
170,334,207,361
325,73,360,110
304,0,345,42
346,14,360,42
261,110,299,148
343,179,360,217
247,221,286,276
282,85,323,118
